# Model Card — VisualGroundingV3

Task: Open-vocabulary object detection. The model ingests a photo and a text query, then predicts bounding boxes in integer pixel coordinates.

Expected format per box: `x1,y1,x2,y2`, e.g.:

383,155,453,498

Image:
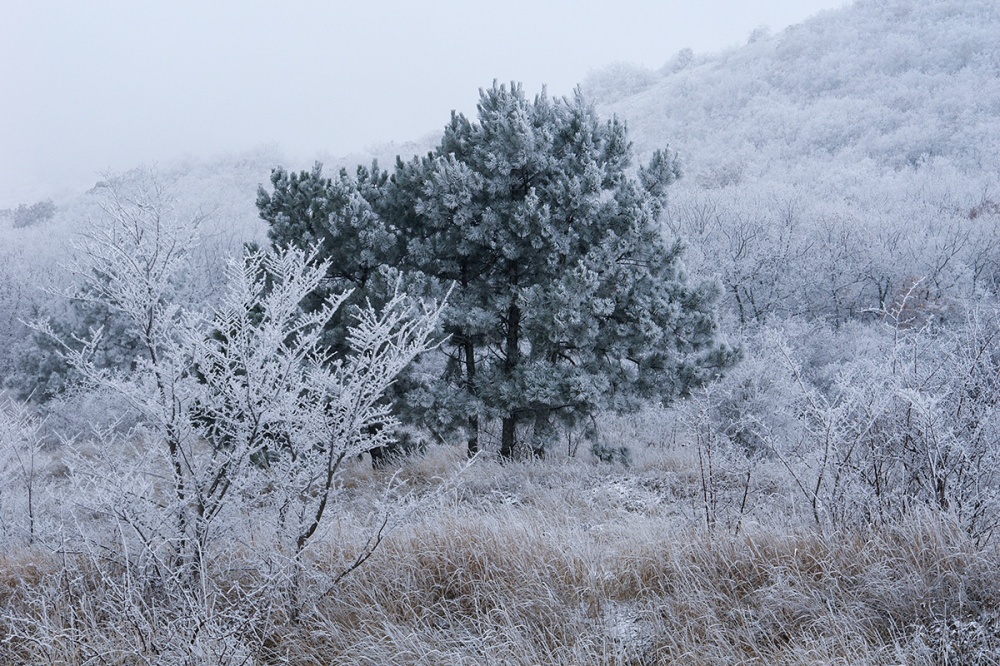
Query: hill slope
606,0,1000,178
590,0,1000,325
4,0,999,371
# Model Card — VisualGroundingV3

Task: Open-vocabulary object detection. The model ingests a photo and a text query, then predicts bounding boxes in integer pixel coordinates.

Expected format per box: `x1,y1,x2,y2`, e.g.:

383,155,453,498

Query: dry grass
2,441,1000,664
295,496,999,665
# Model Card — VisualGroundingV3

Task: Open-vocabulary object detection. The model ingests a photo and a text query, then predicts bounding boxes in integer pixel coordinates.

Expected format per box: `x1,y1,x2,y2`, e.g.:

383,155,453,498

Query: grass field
2,413,998,665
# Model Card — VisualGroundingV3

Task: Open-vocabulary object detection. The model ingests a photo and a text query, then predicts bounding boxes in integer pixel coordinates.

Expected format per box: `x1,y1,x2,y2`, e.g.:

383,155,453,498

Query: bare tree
35,170,445,579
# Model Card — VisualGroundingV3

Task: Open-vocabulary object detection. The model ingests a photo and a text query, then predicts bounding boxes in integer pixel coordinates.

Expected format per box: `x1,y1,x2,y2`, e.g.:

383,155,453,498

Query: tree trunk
499,298,521,459
460,261,480,458
500,415,517,459
465,336,479,457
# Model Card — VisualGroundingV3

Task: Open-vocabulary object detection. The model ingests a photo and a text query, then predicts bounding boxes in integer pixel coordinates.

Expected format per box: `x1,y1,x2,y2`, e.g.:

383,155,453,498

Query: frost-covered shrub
1,199,56,228
6,293,144,403
590,440,632,466
683,330,798,457
680,304,1000,541
31,168,444,585
661,47,695,75
0,400,46,547
581,62,659,104
678,318,866,458
825,305,1000,541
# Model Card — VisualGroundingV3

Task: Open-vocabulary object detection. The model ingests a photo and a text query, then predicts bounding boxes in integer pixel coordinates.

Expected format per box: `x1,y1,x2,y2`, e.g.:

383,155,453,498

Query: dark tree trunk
369,444,391,467
365,424,393,468
499,298,521,460
467,416,480,458
500,415,517,459
465,336,479,457
460,260,480,458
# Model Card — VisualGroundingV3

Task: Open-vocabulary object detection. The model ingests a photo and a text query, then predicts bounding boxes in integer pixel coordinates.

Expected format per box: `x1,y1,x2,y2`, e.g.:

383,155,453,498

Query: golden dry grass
2,441,999,664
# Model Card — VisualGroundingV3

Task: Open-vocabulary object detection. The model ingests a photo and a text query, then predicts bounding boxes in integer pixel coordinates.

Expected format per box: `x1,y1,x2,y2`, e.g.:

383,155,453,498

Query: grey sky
1,0,847,206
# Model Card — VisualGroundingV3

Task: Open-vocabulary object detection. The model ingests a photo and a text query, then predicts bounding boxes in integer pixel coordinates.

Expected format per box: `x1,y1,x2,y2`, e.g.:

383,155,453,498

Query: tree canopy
259,82,736,458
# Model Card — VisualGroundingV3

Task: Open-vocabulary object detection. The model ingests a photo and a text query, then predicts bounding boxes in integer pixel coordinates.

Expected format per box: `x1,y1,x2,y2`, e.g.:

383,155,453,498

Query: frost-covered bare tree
189,250,444,563
35,172,444,578
3,170,447,663
686,298,1000,542
0,399,45,547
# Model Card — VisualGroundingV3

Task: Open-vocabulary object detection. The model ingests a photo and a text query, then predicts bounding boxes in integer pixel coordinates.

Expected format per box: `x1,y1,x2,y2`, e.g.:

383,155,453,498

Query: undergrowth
2,439,999,665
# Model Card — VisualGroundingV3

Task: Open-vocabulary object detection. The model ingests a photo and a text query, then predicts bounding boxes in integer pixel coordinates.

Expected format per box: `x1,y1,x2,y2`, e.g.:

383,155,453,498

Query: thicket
0,199,56,229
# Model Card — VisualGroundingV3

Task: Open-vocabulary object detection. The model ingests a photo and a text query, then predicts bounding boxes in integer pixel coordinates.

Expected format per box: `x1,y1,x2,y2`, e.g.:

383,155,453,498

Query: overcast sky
1,0,848,206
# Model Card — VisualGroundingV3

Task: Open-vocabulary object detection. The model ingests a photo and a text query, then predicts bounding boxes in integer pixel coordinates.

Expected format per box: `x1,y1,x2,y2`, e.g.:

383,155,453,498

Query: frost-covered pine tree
261,82,736,458
256,162,400,357
398,82,735,457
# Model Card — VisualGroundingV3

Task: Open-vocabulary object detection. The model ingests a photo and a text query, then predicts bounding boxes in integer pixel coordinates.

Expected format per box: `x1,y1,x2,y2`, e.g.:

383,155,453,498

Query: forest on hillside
2,0,1000,663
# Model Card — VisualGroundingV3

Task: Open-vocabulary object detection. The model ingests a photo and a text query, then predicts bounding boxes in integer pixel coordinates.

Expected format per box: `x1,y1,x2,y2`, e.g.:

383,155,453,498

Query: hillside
604,0,1000,176
586,0,1000,326
3,1,1000,662
7,0,999,331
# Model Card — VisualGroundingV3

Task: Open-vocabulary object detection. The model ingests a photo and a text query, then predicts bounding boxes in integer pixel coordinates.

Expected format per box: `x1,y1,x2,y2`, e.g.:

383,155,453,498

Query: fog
1,0,847,206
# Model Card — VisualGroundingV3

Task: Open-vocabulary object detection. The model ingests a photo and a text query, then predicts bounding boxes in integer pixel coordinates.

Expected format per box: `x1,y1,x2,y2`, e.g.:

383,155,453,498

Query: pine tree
260,82,736,458
257,163,422,464
257,162,400,356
